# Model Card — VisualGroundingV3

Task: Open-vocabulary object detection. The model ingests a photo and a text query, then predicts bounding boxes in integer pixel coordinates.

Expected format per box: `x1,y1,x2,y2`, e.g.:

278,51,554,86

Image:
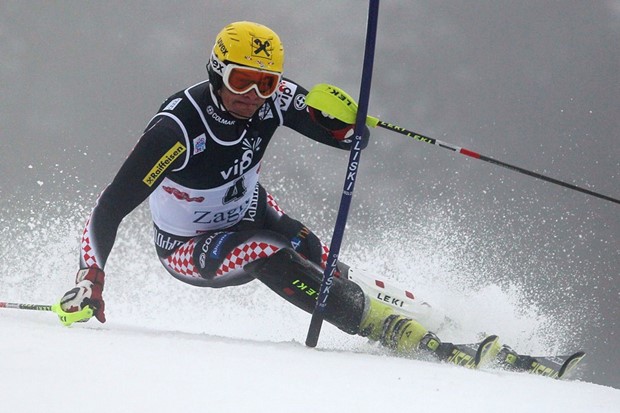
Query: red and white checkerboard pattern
81,218,99,268
165,239,201,278
266,192,285,217
216,241,280,277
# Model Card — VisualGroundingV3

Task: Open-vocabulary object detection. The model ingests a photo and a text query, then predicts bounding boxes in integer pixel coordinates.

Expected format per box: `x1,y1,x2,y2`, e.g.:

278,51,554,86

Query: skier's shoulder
144,80,214,139
272,77,309,114
157,80,211,118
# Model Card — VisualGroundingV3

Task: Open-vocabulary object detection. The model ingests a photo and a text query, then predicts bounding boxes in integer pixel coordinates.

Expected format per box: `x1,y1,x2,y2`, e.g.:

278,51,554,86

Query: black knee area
246,248,365,335
271,215,325,266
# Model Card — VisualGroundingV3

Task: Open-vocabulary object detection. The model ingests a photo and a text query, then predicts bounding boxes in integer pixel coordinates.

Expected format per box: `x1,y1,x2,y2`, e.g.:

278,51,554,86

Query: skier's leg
156,227,292,288
259,188,330,269
246,248,436,354
152,183,328,288
340,266,454,334
256,188,453,332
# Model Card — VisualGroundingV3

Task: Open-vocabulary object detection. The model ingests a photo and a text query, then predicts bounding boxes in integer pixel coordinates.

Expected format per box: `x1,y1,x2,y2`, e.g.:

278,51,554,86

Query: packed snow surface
1,311,618,412
1,205,618,412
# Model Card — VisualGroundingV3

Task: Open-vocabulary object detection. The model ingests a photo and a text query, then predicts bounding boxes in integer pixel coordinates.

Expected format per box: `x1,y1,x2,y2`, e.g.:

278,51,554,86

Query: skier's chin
228,106,257,119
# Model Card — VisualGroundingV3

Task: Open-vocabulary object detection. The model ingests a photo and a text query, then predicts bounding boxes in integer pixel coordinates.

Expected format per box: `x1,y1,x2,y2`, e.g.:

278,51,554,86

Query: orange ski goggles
222,63,282,99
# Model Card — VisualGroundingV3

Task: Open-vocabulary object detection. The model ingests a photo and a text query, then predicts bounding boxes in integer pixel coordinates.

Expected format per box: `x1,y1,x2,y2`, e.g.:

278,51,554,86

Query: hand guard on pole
308,106,355,140
59,267,106,323
308,99,370,148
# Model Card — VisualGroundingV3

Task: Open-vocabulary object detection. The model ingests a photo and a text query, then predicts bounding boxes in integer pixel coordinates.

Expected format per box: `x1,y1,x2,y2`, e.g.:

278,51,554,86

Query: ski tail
496,345,586,379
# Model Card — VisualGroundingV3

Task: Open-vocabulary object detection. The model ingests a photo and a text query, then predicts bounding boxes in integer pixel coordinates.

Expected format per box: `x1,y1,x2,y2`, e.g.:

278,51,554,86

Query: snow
1,310,618,413
1,204,618,412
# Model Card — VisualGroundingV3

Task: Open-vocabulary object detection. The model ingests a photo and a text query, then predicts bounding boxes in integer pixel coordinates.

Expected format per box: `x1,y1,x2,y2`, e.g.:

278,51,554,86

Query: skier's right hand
59,267,106,323
308,106,355,141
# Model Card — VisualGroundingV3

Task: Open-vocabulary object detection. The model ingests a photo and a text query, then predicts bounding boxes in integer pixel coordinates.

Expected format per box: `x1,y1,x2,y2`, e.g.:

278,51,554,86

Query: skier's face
218,86,266,119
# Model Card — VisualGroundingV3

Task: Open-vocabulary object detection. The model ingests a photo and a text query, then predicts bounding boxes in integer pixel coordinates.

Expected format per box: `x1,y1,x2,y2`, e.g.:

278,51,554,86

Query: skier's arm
80,117,187,269
279,79,370,150
58,116,187,323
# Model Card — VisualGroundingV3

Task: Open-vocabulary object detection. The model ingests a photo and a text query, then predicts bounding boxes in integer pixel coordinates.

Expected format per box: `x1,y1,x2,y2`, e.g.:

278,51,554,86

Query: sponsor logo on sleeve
294,94,306,111
163,98,182,111
276,81,298,111
193,134,206,155
142,142,187,187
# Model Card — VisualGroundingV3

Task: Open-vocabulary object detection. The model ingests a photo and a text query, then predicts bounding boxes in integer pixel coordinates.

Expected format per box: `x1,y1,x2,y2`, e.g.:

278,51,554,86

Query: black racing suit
79,78,358,288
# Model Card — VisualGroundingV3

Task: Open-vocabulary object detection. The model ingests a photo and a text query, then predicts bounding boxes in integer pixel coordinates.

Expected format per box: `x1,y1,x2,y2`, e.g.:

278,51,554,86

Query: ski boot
358,297,430,354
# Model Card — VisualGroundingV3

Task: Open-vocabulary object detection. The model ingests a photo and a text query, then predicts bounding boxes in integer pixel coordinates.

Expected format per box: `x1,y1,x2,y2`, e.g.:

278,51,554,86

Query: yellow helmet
208,21,284,90
214,21,284,72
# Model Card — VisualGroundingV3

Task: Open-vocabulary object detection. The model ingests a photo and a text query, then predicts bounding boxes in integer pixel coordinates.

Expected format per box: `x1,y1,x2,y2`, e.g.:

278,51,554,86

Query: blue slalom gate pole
305,0,380,347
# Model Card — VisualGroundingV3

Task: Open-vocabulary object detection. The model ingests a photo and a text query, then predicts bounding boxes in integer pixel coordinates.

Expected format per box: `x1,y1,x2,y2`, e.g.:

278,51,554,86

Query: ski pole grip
306,84,380,128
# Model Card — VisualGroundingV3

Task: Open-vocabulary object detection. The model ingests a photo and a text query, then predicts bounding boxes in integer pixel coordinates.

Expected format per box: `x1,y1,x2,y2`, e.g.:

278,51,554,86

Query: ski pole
305,0,380,348
306,84,620,205
0,300,94,326
0,301,53,311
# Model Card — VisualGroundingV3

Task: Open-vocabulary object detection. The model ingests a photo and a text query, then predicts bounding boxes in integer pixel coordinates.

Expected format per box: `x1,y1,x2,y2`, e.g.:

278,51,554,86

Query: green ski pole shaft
0,300,94,325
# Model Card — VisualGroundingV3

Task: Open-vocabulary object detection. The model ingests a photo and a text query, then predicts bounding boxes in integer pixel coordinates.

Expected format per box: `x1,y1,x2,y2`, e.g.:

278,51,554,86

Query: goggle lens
223,65,281,98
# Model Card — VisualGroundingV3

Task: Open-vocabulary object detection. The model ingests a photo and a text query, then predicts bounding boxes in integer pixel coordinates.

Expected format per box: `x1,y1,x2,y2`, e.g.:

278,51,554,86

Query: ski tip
558,351,586,379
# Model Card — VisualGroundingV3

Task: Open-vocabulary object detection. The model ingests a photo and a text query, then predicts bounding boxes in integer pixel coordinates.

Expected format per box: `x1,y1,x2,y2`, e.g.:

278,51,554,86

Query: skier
55,21,587,377
57,20,441,356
